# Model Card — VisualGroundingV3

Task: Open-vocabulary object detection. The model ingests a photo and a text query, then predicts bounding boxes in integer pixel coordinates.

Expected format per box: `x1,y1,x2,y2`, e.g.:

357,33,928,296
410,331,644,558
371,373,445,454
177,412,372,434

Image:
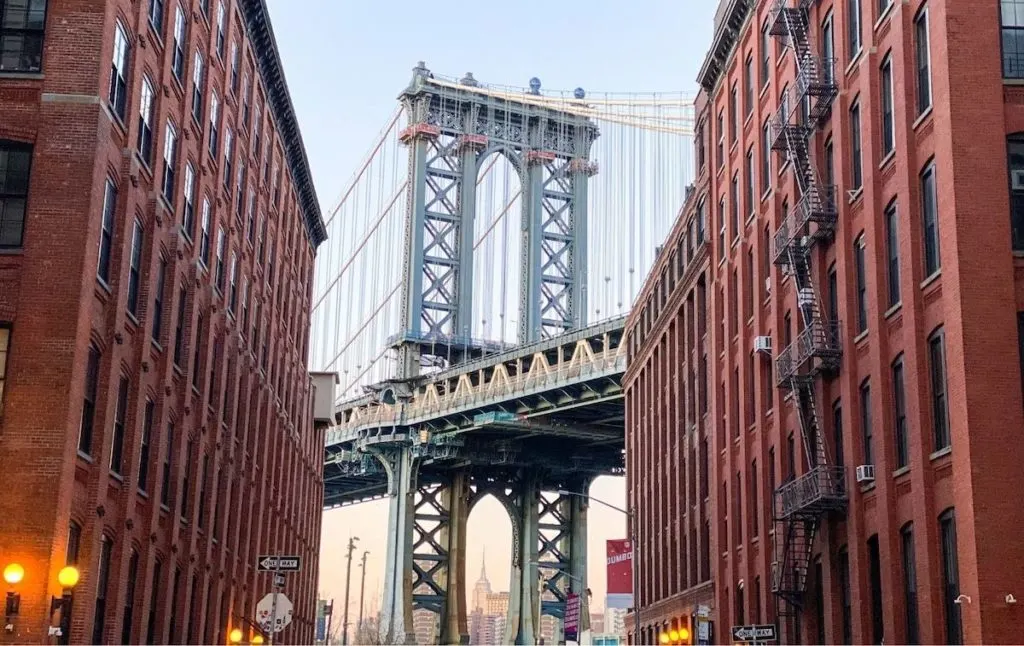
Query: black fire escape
767,0,846,616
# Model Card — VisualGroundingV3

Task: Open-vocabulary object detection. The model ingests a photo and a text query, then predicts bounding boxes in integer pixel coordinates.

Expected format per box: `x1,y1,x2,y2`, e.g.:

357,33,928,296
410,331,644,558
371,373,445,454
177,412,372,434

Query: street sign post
273,573,286,588
731,624,777,643
257,555,301,572
256,592,293,638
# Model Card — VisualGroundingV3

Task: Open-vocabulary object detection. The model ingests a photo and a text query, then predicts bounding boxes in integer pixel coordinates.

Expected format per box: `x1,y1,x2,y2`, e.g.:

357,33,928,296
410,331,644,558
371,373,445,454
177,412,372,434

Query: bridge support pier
377,447,418,645
507,475,540,645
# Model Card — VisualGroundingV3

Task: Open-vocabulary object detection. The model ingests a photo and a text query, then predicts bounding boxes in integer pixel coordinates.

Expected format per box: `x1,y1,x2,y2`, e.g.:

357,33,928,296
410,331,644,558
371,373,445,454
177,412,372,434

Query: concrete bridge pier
507,474,541,645
376,446,418,645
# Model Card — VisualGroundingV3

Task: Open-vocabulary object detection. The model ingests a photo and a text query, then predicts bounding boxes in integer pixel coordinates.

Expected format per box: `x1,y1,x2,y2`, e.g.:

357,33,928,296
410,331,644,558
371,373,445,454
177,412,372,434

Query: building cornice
697,0,756,92
241,0,328,249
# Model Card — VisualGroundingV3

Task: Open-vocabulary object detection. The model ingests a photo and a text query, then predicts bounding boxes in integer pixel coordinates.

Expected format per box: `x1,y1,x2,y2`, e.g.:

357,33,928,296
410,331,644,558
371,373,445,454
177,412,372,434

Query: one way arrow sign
257,555,301,572
731,624,777,642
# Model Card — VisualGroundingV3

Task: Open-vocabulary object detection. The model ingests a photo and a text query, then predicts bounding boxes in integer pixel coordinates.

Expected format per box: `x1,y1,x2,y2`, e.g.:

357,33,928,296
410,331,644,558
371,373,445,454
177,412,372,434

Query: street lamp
4,562,24,630
557,489,641,643
50,565,79,644
229,628,244,644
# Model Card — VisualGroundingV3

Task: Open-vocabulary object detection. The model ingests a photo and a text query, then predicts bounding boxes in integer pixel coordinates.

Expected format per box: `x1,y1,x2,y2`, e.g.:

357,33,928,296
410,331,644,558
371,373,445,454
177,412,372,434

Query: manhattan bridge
310,63,695,645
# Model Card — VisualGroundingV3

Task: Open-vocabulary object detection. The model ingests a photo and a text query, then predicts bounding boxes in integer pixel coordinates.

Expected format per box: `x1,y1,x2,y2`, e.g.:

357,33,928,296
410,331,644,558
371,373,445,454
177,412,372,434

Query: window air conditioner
1013,169,1024,191
855,464,876,483
754,336,772,354
765,277,772,295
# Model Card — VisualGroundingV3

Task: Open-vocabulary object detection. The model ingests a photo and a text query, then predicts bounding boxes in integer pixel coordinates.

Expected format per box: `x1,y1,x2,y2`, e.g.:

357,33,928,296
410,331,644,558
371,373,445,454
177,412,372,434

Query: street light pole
341,536,359,646
556,490,640,644
357,551,369,642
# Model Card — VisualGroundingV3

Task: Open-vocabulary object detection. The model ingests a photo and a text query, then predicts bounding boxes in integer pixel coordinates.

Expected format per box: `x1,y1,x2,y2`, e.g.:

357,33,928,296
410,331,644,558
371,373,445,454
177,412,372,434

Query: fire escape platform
775,466,848,520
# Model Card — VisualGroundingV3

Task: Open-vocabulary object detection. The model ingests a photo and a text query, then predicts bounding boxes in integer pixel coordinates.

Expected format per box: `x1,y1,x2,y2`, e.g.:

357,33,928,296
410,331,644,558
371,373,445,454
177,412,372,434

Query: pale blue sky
264,0,719,635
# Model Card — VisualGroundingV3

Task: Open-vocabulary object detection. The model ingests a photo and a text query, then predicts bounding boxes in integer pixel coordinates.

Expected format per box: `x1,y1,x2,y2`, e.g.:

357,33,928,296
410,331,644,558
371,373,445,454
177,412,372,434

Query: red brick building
0,0,328,643
627,0,1024,644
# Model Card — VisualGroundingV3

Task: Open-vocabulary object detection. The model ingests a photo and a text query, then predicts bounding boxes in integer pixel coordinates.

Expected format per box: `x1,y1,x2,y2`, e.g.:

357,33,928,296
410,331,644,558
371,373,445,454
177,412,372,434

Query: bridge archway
471,148,523,346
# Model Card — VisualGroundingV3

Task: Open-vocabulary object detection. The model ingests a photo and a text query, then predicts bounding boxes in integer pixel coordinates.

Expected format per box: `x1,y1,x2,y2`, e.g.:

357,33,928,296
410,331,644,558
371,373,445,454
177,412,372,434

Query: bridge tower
394,62,599,376
767,0,847,629
372,63,600,645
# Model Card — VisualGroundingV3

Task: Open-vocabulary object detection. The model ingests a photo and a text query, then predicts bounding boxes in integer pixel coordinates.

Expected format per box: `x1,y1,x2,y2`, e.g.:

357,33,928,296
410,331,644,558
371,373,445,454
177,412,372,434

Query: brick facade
0,0,327,643
627,0,1024,644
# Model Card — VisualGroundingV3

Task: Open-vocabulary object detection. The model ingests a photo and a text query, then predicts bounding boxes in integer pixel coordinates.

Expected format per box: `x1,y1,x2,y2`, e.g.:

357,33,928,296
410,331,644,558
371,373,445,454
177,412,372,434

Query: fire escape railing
767,0,847,614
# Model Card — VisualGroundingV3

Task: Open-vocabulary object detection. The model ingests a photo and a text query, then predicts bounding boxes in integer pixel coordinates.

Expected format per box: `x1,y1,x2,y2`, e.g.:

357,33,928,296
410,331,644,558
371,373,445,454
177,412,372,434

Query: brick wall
0,0,325,643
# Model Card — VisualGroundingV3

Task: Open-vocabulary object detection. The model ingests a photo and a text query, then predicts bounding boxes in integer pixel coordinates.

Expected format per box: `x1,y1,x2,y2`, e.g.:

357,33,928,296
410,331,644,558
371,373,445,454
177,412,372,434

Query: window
215,1,225,57
223,127,233,188
152,258,167,343
745,147,754,217
173,285,186,365
228,252,238,312
108,20,130,120
883,200,900,307
929,328,950,450
96,178,117,282
861,379,873,465
716,110,724,168
137,76,155,164
215,228,226,292
0,0,46,72
138,399,154,492
125,220,144,316
229,41,239,93
744,55,754,116
149,0,165,33
1009,136,1024,250
171,6,185,81
242,76,251,125
760,19,770,87
893,355,909,468
197,453,208,528
879,0,892,13
1018,313,1024,411
146,560,162,644
0,140,32,249
122,549,139,644
161,121,177,204
241,278,249,329
1003,0,1024,78
109,376,129,474
814,559,825,645
161,421,173,507
0,326,7,412
731,173,739,238
208,91,220,157
180,439,192,518
848,0,862,60
868,534,884,644
915,6,932,112
786,432,795,482
822,11,835,83
827,263,838,323
881,54,894,156
729,83,738,143
855,234,867,333
78,345,100,455
838,548,852,644
850,101,863,190
191,50,204,123
833,401,844,466
825,137,835,188
92,535,113,643
168,566,180,642
199,198,211,265
902,523,920,644
66,521,81,565
761,120,771,192
750,459,758,536
180,163,197,237
940,509,963,644
718,198,726,259
921,162,940,275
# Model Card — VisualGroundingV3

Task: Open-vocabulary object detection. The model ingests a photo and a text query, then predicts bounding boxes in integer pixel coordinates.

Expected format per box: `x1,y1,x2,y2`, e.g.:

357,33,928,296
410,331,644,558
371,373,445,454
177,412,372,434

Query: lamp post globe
57,566,79,589
229,627,243,643
252,634,265,644
3,563,24,585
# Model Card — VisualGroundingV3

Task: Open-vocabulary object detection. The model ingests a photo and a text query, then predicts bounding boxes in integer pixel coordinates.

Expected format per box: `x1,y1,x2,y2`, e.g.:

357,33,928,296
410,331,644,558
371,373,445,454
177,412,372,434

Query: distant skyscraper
472,548,493,612
413,608,437,645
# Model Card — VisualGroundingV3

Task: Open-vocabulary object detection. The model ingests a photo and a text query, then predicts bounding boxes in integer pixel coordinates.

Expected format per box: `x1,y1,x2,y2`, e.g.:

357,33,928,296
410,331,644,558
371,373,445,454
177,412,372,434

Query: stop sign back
255,593,293,633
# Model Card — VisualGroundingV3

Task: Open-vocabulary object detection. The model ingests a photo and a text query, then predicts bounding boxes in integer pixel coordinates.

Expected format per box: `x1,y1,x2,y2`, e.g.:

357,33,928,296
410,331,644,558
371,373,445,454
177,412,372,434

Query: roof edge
241,0,328,249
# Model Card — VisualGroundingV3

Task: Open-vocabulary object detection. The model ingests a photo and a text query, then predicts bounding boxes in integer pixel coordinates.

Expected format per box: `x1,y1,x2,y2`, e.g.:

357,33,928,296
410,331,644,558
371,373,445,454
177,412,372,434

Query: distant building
604,605,627,636
413,608,437,645
471,552,493,612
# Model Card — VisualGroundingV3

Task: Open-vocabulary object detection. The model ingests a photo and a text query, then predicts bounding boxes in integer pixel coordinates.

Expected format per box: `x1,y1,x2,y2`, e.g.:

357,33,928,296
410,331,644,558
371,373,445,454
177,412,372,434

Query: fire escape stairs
767,0,846,615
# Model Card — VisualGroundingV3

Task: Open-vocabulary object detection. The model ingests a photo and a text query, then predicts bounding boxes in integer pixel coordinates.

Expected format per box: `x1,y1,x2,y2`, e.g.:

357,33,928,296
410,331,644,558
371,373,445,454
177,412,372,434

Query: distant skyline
262,0,719,634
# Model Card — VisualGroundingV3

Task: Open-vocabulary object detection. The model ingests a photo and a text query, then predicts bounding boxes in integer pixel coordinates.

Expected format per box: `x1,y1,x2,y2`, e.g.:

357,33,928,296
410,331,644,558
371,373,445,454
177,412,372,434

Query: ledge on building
310,371,340,426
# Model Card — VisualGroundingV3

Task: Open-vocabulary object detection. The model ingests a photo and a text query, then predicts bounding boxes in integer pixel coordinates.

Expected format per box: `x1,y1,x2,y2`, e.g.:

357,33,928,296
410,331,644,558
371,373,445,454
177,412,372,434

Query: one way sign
257,555,302,572
731,624,777,643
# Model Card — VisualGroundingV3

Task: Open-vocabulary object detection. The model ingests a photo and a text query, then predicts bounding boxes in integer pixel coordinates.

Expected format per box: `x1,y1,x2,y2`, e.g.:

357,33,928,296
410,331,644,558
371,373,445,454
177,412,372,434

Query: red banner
606,539,633,608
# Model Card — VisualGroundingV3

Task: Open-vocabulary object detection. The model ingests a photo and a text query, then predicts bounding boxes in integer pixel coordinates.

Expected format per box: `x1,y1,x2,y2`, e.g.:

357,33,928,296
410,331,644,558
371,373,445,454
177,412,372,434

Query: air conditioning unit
765,277,772,295
754,336,772,354
1013,169,1024,191
855,464,876,483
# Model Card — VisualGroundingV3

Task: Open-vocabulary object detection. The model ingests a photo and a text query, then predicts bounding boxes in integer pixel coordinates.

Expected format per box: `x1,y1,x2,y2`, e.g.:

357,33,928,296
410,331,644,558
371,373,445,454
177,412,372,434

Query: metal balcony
775,320,842,386
773,185,838,266
794,58,839,127
775,465,847,520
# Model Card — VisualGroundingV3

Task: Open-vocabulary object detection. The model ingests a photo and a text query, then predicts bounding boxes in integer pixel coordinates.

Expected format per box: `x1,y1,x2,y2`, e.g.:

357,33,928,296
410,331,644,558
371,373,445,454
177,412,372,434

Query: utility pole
357,550,369,642
341,536,359,646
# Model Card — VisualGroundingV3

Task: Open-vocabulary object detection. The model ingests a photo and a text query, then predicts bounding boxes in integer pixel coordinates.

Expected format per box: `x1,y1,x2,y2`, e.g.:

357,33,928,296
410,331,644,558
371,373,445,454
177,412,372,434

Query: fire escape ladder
769,0,845,617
